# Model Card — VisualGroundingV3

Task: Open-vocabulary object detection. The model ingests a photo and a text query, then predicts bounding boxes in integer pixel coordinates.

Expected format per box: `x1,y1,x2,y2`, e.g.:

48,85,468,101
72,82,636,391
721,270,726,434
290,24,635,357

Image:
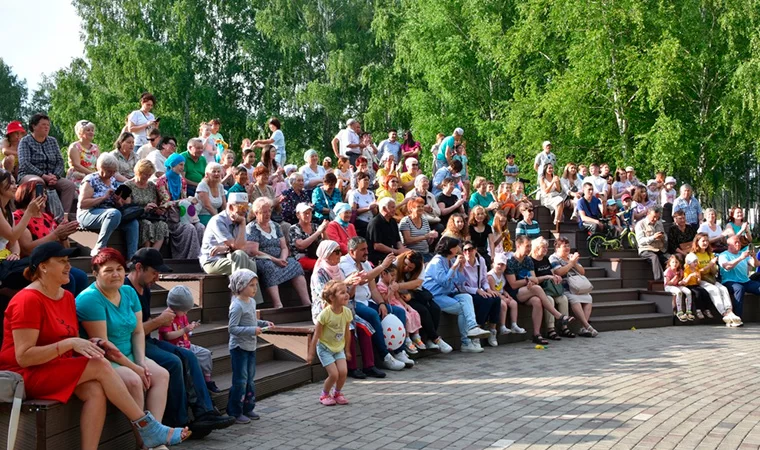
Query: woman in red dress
0,242,189,449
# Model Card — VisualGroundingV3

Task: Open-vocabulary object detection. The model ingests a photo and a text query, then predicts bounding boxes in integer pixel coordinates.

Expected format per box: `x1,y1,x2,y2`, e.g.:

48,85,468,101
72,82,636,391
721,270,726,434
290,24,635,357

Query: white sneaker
511,323,526,334
723,314,733,326
425,339,440,351
395,350,415,368
499,325,511,335
488,329,499,347
467,326,491,339
729,312,744,326
460,342,484,353
472,338,482,349
383,353,405,371
436,338,453,354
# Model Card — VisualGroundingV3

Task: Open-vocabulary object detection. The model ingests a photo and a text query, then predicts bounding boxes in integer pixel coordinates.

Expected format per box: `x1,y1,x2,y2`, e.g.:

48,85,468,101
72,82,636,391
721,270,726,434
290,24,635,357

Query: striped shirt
516,220,541,240
399,215,431,254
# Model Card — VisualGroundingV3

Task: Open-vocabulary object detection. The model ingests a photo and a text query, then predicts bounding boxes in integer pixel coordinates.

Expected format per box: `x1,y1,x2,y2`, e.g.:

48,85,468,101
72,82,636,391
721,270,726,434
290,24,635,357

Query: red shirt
158,314,192,349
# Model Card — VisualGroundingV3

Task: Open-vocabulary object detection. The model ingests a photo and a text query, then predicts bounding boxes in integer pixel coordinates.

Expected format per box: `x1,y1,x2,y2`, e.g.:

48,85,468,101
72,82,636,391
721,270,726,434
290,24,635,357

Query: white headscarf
228,269,258,296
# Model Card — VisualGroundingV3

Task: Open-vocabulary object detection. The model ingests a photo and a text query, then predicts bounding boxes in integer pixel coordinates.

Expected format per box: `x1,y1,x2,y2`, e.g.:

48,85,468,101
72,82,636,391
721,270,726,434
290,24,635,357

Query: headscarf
315,240,343,280
304,149,317,164
165,153,186,201
333,202,351,227
228,269,258,297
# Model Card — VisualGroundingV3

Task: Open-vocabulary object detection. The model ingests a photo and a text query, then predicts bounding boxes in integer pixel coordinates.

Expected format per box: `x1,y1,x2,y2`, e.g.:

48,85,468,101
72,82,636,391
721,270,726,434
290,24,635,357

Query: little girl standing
227,270,274,424
487,254,525,335
378,265,425,353
307,280,353,406
663,255,693,322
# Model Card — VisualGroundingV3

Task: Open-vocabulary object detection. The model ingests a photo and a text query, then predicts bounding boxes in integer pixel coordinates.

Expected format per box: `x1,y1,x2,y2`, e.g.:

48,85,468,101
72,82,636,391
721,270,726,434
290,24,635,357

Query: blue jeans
723,280,760,318
77,207,139,258
227,347,256,418
145,337,215,426
63,267,89,297
432,293,477,345
470,293,501,326
356,302,407,358
275,151,286,167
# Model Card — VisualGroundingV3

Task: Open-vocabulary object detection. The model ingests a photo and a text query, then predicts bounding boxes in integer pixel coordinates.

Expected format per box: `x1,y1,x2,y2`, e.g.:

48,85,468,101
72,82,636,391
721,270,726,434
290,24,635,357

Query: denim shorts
316,342,345,367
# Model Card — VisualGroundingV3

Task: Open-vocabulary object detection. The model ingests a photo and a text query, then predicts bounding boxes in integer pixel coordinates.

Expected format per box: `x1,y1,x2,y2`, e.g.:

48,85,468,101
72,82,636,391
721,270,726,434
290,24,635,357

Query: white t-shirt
339,255,373,306
128,110,155,147
137,143,156,160
697,222,724,242
300,164,326,187
586,175,608,195
196,179,225,216
349,189,376,222
146,150,167,181
336,129,360,156
533,151,557,177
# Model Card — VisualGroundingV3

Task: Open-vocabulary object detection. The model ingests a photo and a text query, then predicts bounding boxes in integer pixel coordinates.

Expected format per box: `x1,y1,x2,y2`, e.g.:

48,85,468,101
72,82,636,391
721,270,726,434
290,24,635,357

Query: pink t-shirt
664,267,682,287
158,315,191,349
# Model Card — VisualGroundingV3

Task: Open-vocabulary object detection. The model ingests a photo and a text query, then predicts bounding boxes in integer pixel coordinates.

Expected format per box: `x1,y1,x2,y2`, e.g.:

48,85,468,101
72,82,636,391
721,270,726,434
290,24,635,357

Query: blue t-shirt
507,255,534,281
271,129,286,159
504,164,519,183
719,251,750,284
437,136,456,161
76,283,143,363
577,196,602,229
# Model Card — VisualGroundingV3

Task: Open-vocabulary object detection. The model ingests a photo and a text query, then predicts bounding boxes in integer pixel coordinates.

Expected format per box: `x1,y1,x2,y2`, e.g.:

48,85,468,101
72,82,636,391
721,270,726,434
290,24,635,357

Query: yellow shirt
695,251,717,283
683,265,701,286
317,306,353,353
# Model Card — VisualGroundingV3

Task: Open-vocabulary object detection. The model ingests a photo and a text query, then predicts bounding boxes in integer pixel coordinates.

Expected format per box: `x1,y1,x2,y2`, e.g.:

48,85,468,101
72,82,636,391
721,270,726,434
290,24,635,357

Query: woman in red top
0,242,189,449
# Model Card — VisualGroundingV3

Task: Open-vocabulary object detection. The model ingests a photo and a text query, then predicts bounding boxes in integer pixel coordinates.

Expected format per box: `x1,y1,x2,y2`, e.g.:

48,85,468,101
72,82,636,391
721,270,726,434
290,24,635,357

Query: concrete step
598,249,640,259
210,360,312,411
590,312,673,331
583,267,607,278
191,321,230,348
258,305,312,324
591,300,658,317
207,342,275,377
588,277,622,290
588,288,641,302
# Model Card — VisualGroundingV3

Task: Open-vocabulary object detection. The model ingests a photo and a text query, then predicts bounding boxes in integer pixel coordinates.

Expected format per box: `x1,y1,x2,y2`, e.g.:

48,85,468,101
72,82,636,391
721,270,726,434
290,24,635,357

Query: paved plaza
188,325,760,450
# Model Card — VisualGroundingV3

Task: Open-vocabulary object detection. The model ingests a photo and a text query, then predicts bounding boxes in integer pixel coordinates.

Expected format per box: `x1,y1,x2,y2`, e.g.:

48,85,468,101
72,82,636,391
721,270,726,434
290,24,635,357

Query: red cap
621,193,632,201
5,121,25,136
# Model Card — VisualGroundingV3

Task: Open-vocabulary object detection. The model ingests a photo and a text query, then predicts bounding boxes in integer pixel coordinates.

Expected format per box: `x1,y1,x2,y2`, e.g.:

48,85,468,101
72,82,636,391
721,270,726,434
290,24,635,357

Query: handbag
541,279,565,297
119,204,146,222
46,188,65,222
320,188,336,220
567,273,594,295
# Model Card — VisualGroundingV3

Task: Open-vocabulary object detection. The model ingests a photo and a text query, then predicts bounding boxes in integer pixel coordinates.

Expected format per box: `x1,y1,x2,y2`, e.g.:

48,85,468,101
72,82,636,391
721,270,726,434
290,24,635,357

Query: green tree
0,59,28,129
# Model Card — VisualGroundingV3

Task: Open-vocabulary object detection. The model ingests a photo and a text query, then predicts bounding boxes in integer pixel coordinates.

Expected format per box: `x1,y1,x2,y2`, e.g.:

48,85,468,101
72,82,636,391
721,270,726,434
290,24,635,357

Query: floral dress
124,179,169,245
67,142,100,192
155,175,204,259
245,220,304,288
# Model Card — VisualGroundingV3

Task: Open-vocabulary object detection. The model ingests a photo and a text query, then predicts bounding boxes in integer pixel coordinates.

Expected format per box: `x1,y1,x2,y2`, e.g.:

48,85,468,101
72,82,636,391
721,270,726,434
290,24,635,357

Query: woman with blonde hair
196,162,227,225
67,120,100,191
125,159,168,250
442,213,470,241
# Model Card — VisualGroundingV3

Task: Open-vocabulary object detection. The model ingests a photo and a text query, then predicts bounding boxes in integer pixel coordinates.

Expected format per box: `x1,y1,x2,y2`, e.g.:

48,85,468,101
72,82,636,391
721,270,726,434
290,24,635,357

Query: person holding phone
127,92,158,147
76,153,140,258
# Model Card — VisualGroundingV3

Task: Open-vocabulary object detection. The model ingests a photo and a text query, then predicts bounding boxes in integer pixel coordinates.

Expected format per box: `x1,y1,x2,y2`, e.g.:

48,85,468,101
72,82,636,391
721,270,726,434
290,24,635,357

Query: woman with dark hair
395,251,451,352
400,130,421,167
250,165,283,223
724,206,752,245
127,92,158,147
0,242,189,449
14,180,88,295
111,132,138,182
351,156,376,190
258,144,288,196
253,117,286,166
539,163,568,231
77,248,190,446
77,153,140,258
461,240,502,347
312,172,342,222
422,236,491,353
17,113,77,221
632,186,654,221
468,205,493,268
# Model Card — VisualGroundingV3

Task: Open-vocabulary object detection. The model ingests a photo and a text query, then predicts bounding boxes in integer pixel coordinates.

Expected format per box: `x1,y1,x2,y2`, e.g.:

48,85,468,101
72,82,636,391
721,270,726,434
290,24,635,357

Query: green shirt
180,150,207,184
76,284,143,364
227,183,247,199
469,191,496,225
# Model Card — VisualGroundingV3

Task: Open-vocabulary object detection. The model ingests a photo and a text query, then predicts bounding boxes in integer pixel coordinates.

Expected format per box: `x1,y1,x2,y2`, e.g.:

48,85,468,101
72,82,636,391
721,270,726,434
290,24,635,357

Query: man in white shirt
147,136,177,179
331,119,362,166
533,140,557,181
339,236,413,370
378,129,401,163
584,163,609,200
137,129,161,160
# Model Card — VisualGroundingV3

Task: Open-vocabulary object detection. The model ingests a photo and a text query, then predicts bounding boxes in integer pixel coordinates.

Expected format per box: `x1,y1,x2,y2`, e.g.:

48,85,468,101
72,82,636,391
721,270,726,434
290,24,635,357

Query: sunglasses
463,247,475,251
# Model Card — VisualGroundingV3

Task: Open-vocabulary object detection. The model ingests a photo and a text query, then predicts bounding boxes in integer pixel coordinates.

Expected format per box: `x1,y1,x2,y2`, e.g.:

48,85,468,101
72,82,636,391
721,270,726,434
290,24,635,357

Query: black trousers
407,288,441,341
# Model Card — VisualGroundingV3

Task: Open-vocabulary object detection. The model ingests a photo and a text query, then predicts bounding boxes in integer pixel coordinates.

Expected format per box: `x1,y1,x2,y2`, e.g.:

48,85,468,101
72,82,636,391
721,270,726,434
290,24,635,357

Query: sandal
532,335,549,345
559,327,576,338
686,311,695,321
676,311,687,323
578,327,593,338
133,411,191,447
695,310,704,320
558,315,575,328
546,329,562,341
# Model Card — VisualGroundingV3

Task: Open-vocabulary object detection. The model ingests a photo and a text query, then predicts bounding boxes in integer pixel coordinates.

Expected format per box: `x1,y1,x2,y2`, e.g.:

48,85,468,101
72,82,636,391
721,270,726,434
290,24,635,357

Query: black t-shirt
530,256,553,277
436,192,459,227
367,214,401,265
469,224,493,251
124,276,151,323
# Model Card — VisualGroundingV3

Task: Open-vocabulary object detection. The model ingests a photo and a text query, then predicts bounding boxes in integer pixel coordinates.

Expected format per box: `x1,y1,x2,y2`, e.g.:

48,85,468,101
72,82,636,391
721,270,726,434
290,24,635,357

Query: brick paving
186,325,760,450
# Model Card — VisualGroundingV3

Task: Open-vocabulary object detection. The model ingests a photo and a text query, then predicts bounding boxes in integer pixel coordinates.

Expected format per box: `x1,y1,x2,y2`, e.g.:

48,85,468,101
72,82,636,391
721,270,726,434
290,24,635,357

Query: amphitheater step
590,312,673,332
210,360,312,412
590,300,658,317
588,277,622,290
207,342,275,377
258,305,313,324
587,288,641,302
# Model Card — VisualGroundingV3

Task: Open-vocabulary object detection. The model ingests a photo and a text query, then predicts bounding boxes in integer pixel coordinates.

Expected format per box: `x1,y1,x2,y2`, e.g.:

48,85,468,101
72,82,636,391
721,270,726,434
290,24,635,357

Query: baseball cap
647,179,658,187
607,199,618,206
228,192,249,204
295,202,313,214
625,166,635,172
130,248,172,273
5,121,25,136
29,242,76,272
665,176,676,185
685,253,698,265
542,140,551,148
621,193,632,201
494,253,509,266
454,127,464,136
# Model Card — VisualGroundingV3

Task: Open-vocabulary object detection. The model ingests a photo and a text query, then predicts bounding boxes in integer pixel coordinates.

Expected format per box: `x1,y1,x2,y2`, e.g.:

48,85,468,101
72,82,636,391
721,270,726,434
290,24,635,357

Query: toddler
307,280,353,406
663,255,693,322
511,181,532,211
487,254,525,335
503,154,520,186
661,176,677,206
227,270,274,423
377,266,425,353
159,286,218,392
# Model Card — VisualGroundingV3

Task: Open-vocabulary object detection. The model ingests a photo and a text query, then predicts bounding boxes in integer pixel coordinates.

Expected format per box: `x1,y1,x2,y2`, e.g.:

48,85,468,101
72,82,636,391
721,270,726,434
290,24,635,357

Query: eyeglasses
463,247,475,252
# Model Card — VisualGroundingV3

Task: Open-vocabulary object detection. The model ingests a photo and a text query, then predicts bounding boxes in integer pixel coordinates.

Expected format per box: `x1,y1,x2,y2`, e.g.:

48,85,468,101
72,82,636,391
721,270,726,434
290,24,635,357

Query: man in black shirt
125,249,235,437
367,197,408,265
436,177,467,228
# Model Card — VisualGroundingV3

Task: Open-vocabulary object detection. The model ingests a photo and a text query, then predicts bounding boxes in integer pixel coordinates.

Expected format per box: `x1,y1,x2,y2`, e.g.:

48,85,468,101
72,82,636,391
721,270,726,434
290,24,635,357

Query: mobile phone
114,184,132,200
35,183,44,197
155,117,161,122
259,326,270,333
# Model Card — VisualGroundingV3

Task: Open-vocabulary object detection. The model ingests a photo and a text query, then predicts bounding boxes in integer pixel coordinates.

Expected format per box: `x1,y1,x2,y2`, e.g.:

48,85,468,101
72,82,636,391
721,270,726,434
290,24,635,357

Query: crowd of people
0,92,758,446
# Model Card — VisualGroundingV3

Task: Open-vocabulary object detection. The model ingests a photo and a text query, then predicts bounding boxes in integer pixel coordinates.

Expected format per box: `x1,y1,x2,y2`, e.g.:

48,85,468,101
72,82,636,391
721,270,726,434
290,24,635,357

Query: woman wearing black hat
0,242,190,449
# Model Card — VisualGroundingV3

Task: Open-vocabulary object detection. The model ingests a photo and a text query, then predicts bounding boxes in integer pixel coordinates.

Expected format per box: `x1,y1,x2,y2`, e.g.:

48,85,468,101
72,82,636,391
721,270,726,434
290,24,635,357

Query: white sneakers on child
395,350,415,368
488,329,499,347
383,353,405,371
725,312,743,327
436,338,453,354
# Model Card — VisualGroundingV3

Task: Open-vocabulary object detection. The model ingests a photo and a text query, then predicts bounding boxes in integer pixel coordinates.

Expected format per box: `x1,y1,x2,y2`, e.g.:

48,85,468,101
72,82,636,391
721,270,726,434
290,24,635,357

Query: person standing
672,184,703,226
434,128,463,173
377,129,402,164
127,92,158,147
253,117,286,166
533,141,556,186
332,119,362,166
